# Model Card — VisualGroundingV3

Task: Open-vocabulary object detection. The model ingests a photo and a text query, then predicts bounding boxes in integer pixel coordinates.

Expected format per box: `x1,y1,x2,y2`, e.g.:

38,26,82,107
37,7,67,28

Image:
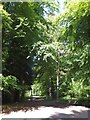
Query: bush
65,79,90,105
0,75,19,93
0,75,20,103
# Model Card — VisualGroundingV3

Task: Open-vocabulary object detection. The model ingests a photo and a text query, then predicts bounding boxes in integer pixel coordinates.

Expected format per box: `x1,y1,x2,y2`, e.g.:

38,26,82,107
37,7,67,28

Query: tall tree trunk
56,48,60,102
56,72,59,102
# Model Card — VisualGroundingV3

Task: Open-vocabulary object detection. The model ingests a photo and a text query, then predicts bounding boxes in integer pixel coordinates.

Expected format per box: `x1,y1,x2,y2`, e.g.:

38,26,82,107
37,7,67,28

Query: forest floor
0,98,90,119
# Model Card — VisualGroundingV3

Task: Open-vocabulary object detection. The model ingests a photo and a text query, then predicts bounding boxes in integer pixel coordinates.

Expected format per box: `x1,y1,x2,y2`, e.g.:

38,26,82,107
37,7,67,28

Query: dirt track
1,100,90,119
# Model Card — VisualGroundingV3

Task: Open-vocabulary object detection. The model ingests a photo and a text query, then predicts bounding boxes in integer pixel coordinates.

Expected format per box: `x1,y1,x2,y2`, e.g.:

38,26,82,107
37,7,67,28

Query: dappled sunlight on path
1,102,90,119
1,100,90,119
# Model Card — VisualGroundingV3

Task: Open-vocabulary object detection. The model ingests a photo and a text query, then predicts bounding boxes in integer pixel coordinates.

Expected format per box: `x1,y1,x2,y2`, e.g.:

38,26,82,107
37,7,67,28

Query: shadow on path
48,109,89,119
2,99,69,114
2,98,90,120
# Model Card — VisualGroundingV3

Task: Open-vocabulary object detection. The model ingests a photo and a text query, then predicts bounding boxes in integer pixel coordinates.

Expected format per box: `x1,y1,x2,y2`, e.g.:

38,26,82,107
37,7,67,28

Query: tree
55,0,90,103
32,20,68,99
2,1,60,102
2,2,44,102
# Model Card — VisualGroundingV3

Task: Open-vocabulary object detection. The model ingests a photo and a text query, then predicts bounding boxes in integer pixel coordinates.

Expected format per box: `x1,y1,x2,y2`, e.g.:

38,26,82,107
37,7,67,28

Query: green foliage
55,0,90,104
2,1,59,103
0,75,19,93
31,81,43,96
68,79,87,97
2,0,90,105
31,1,90,103
63,79,90,104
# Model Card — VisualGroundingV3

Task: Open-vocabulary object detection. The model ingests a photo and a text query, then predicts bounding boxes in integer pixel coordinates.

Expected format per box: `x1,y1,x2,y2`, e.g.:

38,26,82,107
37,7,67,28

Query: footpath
0,99,90,119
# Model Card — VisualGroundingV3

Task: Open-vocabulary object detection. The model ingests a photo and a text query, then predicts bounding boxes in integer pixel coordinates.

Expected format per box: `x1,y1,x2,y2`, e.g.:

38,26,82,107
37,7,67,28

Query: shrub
0,75,19,93
66,79,90,105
